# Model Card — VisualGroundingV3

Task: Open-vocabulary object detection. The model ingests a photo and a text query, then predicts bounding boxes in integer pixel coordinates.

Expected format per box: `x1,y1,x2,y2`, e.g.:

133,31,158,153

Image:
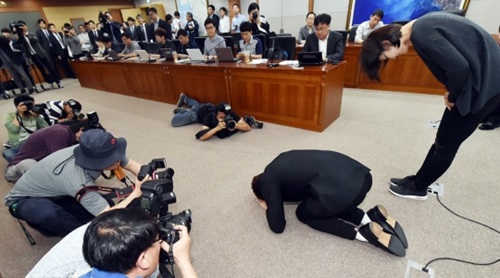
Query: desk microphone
204,37,227,63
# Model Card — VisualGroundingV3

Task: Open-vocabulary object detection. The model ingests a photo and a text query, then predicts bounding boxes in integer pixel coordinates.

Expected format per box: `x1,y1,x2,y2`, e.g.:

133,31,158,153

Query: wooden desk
72,59,346,132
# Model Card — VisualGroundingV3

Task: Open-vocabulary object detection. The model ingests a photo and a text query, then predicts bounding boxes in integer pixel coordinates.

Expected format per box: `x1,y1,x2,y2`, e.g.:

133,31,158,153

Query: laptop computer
215,47,240,62
298,52,325,66
135,49,157,62
107,50,120,61
160,48,175,61
186,48,207,63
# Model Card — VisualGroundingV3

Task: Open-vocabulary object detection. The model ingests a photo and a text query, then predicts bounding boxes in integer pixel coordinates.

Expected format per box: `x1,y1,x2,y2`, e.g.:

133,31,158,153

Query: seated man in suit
118,33,141,58
203,18,225,56
154,27,176,57
177,29,199,58
236,21,263,59
302,13,344,64
297,12,316,43
354,9,384,44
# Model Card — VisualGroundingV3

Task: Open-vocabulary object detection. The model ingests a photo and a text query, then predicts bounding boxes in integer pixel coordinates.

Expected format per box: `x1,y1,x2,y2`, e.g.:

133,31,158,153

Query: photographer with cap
171,93,251,141
81,208,197,278
3,95,48,162
4,120,89,183
4,129,142,236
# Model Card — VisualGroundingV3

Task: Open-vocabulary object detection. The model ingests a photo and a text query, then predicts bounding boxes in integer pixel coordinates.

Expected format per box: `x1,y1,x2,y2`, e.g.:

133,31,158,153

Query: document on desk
279,60,299,66
248,59,268,64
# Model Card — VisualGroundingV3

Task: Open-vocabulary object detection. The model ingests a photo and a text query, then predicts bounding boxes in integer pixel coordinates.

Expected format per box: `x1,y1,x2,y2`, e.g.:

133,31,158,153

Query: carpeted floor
0,79,499,278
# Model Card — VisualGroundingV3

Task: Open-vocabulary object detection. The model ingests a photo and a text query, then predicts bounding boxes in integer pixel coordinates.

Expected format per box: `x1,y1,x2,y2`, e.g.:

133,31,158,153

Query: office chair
269,36,296,60
348,26,357,43
334,30,348,45
172,39,181,51
276,33,292,37
142,42,160,54
252,34,267,57
194,37,207,52
222,36,235,54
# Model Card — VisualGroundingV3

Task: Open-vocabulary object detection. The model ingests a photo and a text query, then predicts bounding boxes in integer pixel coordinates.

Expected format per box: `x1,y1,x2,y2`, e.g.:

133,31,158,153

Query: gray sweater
411,13,500,116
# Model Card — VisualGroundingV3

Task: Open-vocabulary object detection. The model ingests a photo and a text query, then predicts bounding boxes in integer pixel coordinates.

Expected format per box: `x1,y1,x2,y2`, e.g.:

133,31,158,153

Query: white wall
467,0,499,33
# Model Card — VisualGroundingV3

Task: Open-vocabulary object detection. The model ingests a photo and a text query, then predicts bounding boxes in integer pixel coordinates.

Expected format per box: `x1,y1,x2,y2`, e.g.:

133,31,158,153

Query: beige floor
0,80,499,278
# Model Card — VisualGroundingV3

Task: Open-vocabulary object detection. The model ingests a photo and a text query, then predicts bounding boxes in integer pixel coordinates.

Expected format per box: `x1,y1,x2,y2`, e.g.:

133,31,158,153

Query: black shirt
196,104,241,139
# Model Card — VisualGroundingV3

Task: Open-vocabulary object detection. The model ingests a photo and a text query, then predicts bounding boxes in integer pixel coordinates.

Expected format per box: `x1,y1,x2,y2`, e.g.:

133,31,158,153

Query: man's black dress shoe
358,222,406,257
478,122,500,130
367,205,408,248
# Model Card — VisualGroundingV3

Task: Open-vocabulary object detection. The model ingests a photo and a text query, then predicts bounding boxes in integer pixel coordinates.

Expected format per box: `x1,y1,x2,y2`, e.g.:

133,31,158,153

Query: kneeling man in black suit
252,150,408,256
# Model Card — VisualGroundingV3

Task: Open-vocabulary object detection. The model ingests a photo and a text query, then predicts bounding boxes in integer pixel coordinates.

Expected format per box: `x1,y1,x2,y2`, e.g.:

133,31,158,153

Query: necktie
55,33,65,49
94,30,97,37
131,26,134,34
143,25,148,42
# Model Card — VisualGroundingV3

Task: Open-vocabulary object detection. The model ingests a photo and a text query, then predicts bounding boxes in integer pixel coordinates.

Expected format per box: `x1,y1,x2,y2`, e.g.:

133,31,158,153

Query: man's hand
444,92,455,111
216,120,226,131
161,225,198,278
256,198,268,210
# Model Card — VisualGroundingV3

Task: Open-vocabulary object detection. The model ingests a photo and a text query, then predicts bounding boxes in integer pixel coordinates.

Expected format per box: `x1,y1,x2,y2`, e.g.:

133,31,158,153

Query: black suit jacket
136,23,149,42
102,21,122,42
25,33,48,59
303,30,345,63
207,14,220,30
36,29,53,55
49,32,67,56
0,35,23,65
148,19,172,42
88,29,102,52
255,150,371,233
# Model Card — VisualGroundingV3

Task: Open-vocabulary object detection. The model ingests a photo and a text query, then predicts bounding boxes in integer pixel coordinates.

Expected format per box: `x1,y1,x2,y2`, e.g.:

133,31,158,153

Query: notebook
215,47,240,62
160,48,175,61
135,49,156,62
298,52,325,66
107,50,120,61
186,48,207,62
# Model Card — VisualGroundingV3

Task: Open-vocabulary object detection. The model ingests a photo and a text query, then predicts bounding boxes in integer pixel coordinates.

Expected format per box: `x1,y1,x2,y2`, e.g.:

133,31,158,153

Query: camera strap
74,184,134,203
159,261,176,278
16,113,36,134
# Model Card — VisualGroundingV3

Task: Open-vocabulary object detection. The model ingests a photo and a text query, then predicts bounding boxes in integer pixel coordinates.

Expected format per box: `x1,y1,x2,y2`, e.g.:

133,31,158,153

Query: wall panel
42,5,133,28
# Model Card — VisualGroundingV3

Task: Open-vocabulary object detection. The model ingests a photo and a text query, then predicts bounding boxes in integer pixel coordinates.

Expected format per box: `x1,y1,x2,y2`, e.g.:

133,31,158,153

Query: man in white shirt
218,7,230,33
354,9,384,44
78,24,92,53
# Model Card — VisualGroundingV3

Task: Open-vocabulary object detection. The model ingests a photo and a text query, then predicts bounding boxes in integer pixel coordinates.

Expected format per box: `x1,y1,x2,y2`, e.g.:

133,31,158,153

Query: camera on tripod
139,158,192,265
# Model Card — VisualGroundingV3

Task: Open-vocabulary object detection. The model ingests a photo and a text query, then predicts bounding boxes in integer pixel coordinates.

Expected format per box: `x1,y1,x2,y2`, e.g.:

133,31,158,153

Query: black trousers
31,54,60,84
11,196,94,236
415,93,500,190
53,51,76,79
295,173,372,240
482,102,500,123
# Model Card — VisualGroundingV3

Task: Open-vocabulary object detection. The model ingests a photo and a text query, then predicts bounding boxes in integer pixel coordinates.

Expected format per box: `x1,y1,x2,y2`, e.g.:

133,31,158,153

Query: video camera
139,158,192,265
9,21,23,36
98,11,108,25
86,111,101,129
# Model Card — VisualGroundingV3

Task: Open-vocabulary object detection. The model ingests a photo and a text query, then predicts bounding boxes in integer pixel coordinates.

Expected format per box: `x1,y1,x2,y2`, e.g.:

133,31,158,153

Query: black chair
252,34,267,57
334,30,348,45
220,32,232,37
142,42,160,54
276,33,292,37
222,36,234,53
348,26,357,43
194,37,207,52
172,39,181,51
269,36,296,60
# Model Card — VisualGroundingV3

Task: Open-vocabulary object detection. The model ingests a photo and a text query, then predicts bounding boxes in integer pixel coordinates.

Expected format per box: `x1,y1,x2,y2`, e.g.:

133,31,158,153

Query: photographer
44,98,83,125
81,208,197,278
4,129,142,236
100,11,122,43
63,26,84,60
247,2,271,36
0,27,37,94
171,93,251,141
4,120,89,183
3,95,48,162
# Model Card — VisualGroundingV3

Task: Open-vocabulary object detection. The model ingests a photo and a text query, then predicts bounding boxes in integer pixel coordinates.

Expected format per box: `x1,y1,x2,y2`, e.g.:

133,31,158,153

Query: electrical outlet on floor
427,182,444,197
404,260,435,278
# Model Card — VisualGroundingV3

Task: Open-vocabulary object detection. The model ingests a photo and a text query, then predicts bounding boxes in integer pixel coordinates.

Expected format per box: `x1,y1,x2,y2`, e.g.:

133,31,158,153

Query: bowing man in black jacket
147,7,172,42
302,13,344,63
252,150,408,257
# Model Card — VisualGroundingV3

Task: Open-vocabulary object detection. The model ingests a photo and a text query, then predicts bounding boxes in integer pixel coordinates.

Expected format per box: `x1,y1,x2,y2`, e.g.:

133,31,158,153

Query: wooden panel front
343,45,360,87
72,61,104,91
125,63,173,103
95,63,132,96
167,63,230,105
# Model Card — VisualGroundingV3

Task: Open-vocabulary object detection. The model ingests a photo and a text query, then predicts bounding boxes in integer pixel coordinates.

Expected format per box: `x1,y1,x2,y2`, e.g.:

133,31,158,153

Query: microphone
204,37,227,62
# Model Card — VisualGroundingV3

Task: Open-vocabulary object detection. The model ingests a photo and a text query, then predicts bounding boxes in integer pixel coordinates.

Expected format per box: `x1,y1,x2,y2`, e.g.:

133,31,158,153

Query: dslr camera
24,101,47,115
244,115,264,128
9,21,23,36
219,104,237,131
252,12,258,20
139,158,192,265
86,111,101,129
